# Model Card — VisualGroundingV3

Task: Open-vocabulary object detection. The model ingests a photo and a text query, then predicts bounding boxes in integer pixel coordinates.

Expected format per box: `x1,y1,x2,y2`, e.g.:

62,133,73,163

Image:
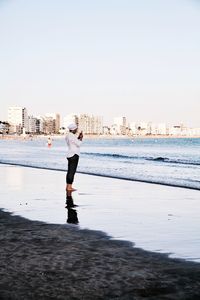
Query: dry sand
1,209,200,300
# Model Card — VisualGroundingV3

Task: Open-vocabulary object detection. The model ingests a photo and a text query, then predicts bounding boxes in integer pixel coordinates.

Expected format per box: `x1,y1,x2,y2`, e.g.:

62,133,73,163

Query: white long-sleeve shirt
65,132,82,158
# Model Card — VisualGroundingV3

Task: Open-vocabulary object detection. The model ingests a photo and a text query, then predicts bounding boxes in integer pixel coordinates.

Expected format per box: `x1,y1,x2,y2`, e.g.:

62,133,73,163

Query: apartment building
43,113,60,134
27,116,37,133
113,117,127,135
78,114,103,135
8,106,28,133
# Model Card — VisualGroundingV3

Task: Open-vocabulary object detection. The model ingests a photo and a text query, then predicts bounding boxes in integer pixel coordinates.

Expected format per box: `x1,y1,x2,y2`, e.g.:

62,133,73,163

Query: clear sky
0,0,200,126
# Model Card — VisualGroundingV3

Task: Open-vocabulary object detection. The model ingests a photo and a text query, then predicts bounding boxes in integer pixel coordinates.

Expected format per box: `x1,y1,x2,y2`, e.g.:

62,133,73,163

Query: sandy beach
1,165,200,299
1,209,200,299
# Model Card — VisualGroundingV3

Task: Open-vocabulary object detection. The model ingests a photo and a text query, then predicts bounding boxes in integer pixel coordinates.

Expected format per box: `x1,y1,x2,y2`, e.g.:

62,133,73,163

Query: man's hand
78,131,83,141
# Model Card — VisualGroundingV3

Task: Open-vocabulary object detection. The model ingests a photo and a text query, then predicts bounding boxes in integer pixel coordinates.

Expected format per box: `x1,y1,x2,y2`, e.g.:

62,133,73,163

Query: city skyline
2,105,200,136
0,0,200,127
2,103,200,128
4,105,200,129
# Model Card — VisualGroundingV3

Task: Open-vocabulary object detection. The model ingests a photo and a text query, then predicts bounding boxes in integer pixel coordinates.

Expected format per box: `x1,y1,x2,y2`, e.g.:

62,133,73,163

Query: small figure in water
47,136,52,148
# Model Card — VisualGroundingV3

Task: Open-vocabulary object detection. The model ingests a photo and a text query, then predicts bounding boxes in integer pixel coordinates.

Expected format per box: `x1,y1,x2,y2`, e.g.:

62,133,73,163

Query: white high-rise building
28,116,37,133
78,114,103,135
8,106,28,133
113,117,127,135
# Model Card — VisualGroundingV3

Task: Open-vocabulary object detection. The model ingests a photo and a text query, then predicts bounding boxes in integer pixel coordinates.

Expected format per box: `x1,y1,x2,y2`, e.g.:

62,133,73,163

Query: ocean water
0,137,199,190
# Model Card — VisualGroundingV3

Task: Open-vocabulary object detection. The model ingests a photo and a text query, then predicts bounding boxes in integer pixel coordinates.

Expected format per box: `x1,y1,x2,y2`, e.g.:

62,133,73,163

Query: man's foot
67,188,77,192
66,186,77,192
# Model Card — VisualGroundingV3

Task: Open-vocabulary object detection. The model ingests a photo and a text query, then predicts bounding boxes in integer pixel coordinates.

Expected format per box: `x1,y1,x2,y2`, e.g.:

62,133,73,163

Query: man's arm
70,134,82,146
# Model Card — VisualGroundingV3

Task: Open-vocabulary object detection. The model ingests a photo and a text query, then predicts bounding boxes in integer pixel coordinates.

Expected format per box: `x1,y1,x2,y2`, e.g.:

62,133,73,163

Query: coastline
1,133,200,140
1,161,200,191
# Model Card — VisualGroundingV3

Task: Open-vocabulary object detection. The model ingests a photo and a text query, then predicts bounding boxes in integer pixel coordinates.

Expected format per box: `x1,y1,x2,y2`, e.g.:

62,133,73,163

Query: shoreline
0,161,199,191
1,134,200,140
1,208,200,299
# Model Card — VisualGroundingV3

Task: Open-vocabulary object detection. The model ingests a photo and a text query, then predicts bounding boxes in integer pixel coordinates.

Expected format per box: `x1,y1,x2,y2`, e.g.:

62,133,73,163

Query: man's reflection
66,190,79,224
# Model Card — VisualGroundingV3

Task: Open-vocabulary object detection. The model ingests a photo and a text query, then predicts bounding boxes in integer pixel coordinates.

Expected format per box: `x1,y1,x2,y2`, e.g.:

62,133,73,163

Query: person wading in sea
65,123,83,191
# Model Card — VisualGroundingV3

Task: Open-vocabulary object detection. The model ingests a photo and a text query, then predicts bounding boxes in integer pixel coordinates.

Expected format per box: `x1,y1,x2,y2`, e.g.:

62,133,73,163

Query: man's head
68,123,78,134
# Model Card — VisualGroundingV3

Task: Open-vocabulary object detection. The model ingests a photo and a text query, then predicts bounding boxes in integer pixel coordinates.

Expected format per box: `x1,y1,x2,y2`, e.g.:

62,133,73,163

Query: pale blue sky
0,0,200,126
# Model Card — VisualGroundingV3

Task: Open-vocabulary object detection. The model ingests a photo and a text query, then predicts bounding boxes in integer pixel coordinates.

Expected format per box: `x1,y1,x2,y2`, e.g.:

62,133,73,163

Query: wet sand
1,209,200,300
1,164,200,299
1,165,200,262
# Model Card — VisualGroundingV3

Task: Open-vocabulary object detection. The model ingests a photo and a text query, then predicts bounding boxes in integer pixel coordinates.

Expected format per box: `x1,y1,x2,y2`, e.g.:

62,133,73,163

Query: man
65,123,83,191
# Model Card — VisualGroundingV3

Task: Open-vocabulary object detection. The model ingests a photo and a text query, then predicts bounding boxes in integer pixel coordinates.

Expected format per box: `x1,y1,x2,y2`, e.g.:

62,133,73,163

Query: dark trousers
66,154,79,184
